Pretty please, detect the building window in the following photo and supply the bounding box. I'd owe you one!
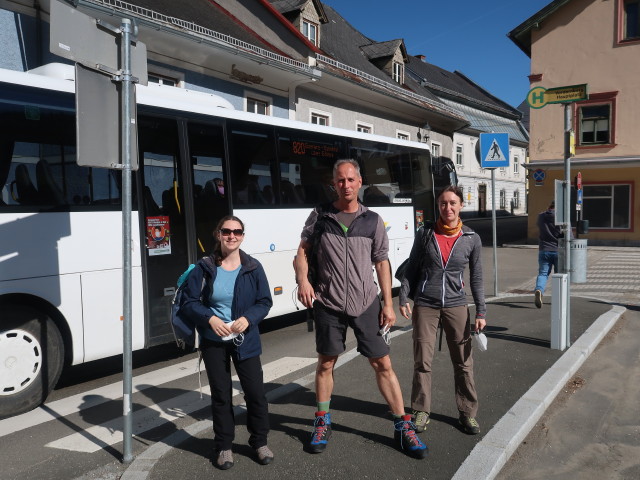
[396,130,410,141]
[499,189,507,209]
[583,184,631,229]
[431,143,440,160]
[622,0,640,41]
[513,156,519,174]
[431,142,441,172]
[580,105,610,144]
[513,190,520,208]
[576,92,617,147]
[499,167,506,174]
[148,74,178,86]
[392,61,404,84]
[357,122,372,134]
[302,20,318,45]
[311,111,330,126]
[247,97,269,115]
[456,144,463,166]
[148,66,184,87]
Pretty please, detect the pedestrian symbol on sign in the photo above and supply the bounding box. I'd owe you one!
[488,140,505,161]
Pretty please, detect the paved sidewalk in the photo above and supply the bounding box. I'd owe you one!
[497,308,640,480]
[119,298,620,480]
[118,247,638,479]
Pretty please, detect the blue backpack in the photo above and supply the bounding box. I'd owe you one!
[170,257,214,350]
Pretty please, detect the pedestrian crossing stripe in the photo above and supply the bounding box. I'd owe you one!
[43,356,316,452]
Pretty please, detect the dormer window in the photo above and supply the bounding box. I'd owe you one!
[303,20,318,45]
[271,0,327,48]
[392,61,404,84]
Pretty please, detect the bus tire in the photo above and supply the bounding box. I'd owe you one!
[0,305,65,419]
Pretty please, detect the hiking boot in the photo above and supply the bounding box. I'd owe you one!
[459,415,481,435]
[412,410,430,433]
[394,414,428,459]
[215,449,234,470]
[255,445,274,465]
[309,411,332,453]
[534,289,543,308]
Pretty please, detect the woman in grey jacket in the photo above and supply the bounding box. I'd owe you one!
[399,186,486,436]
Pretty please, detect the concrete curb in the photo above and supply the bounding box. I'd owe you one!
[451,303,626,480]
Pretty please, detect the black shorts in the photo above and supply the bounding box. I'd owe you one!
[313,299,390,358]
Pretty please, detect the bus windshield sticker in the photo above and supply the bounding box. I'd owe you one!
[147,216,172,256]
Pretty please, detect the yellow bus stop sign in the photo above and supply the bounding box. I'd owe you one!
[527,86,547,109]
[527,84,588,109]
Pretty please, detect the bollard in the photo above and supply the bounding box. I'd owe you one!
[558,239,588,283]
[551,273,568,351]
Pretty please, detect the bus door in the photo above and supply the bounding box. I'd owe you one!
[137,115,191,345]
[186,121,229,256]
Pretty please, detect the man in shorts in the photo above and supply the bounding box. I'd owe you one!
[294,159,427,459]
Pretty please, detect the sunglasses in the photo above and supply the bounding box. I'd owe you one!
[220,228,244,236]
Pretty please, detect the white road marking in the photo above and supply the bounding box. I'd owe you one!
[44,356,316,452]
[0,358,201,437]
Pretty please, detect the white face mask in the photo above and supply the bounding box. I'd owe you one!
[217,186,225,195]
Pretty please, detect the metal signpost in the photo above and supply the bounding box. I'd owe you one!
[527,83,588,349]
[575,171,583,237]
[50,0,147,463]
[479,133,510,296]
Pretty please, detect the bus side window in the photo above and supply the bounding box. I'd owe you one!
[10,163,39,205]
[36,159,65,205]
[227,123,275,208]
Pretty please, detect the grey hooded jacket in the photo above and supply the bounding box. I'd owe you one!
[301,203,388,317]
[399,225,486,318]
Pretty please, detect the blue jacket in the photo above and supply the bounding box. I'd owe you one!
[181,250,272,360]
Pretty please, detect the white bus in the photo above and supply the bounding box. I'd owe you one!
[0,63,455,418]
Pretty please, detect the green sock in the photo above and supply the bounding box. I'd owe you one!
[317,400,330,412]
[392,413,403,420]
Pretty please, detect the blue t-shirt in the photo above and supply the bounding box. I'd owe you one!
[204,265,240,341]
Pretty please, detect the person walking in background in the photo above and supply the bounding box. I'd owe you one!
[398,186,486,436]
[182,215,273,470]
[294,159,427,459]
[534,201,562,308]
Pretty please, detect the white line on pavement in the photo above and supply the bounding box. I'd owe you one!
[44,356,316,452]
[0,358,201,438]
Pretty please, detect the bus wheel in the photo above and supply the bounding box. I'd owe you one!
[0,305,65,419]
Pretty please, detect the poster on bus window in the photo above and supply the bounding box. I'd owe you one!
[415,210,424,230]
[146,216,171,256]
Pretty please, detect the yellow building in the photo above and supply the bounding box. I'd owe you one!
[509,0,640,245]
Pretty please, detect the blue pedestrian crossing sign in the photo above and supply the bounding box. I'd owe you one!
[480,133,509,168]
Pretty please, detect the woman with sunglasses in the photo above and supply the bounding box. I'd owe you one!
[182,215,273,470]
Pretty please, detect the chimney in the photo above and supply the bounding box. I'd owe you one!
[416,55,426,62]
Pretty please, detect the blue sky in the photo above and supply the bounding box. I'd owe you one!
[322,0,552,108]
